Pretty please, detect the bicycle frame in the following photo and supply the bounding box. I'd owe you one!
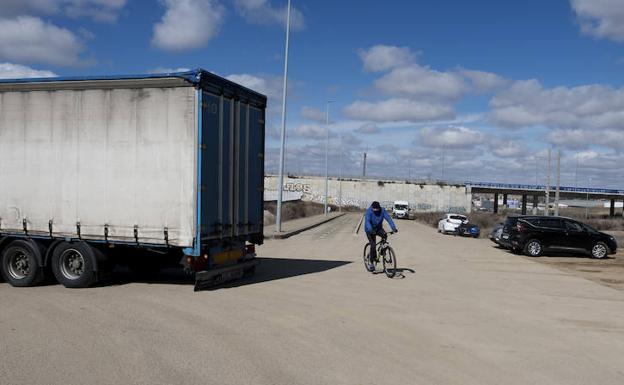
[372,237,390,262]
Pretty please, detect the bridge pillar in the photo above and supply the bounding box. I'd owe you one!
[610,199,615,217]
[533,195,539,215]
[521,195,527,215]
[493,193,499,213]
[503,194,508,208]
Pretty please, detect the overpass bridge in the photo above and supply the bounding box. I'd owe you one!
[467,182,624,216]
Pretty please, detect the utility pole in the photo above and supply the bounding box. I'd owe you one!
[441,145,446,181]
[575,153,579,189]
[535,155,539,186]
[362,152,367,178]
[555,149,561,216]
[586,177,591,219]
[338,135,343,212]
[275,0,292,232]
[545,148,551,216]
[324,101,332,216]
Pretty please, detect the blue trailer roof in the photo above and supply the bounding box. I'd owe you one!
[0,68,267,106]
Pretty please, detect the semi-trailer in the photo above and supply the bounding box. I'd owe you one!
[0,69,266,290]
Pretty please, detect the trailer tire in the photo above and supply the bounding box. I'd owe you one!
[51,242,97,288]
[0,240,45,287]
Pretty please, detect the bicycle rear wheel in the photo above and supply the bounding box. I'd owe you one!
[382,246,397,278]
[363,243,374,272]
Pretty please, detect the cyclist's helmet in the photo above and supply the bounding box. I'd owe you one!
[371,201,381,213]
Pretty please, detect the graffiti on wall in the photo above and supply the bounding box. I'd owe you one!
[283,183,312,194]
[416,203,432,210]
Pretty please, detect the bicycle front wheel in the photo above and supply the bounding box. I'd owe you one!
[363,243,374,272]
[382,246,397,278]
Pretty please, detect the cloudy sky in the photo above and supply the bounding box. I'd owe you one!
[1,0,624,188]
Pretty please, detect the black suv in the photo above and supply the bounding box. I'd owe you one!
[503,216,617,258]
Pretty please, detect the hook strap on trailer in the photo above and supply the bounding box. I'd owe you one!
[134,225,139,245]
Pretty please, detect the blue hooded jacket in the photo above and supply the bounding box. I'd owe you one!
[365,206,397,234]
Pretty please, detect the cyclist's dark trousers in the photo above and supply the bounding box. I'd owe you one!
[366,227,387,262]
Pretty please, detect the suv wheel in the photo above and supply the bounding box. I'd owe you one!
[524,239,543,257]
[591,242,609,259]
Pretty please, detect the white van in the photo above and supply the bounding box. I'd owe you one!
[392,201,411,219]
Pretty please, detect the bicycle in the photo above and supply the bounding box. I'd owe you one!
[363,231,397,278]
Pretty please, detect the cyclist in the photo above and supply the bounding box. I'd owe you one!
[365,201,398,268]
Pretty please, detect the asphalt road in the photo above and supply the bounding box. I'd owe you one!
[1,213,624,385]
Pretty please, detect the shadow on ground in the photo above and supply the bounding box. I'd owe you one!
[107,257,351,289]
[499,247,615,260]
[372,267,415,279]
[208,257,351,290]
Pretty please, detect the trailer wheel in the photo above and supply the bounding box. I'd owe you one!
[0,240,45,287]
[51,242,97,288]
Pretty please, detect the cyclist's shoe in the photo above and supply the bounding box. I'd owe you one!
[367,257,376,272]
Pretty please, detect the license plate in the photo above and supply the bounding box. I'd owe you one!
[502,234,509,239]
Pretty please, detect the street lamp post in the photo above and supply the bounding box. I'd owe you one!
[339,134,343,212]
[324,101,332,216]
[275,0,292,232]
[586,177,592,219]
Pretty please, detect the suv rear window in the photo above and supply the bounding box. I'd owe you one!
[504,217,519,227]
[450,215,466,220]
[524,218,540,225]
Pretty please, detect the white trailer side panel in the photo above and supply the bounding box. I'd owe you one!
[0,85,197,247]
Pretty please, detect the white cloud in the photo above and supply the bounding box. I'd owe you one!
[148,67,191,74]
[234,0,304,30]
[64,0,127,22]
[293,124,327,139]
[0,0,127,23]
[225,73,283,100]
[152,0,225,52]
[547,128,624,150]
[0,16,85,66]
[0,63,56,79]
[344,99,454,123]
[490,79,624,131]
[358,45,416,72]
[571,0,624,42]
[355,123,380,134]
[461,69,509,92]
[375,64,466,101]
[300,106,326,122]
[489,139,528,158]
[418,126,486,149]
[351,45,511,127]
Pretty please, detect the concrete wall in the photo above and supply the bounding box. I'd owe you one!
[265,175,472,213]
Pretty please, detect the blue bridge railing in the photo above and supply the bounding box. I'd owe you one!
[466,181,624,196]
